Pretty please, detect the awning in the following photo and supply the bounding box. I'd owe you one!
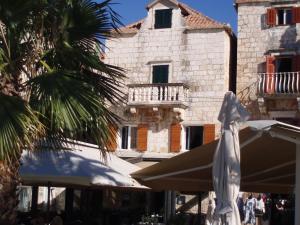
[132,120,300,194]
[20,141,147,190]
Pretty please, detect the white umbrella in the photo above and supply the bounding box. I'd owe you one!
[213,92,249,225]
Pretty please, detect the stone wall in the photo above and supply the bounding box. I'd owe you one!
[105,2,232,153]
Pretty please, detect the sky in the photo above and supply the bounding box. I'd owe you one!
[110,0,237,33]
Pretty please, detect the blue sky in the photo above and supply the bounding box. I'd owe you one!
[110,0,237,33]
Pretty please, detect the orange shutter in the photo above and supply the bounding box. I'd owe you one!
[293,55,300,72]
[203,124,215,144]
[292,7,300,24]
[137,124,148,152]
[266,55,276,94]
[266,8,277,26]
[170,123,181,153]
[106,125,118,152]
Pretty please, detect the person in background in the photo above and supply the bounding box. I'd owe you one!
[237,192,245,222]
[255,194,265,225]
[244,194,257,225]
[205,195,216,225]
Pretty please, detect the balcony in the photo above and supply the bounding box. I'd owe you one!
[258,72,300,96]
[128,83,189,108]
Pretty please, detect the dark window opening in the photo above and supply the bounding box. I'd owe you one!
[121,126,129,149]
[155,9,172,29]
[186,126,203,150]
[277,8,292,25]
[152,65,169,84]
[130,127,137,149]
[275,57,293,93]
[121,126,137,150]
[276,57,292,73]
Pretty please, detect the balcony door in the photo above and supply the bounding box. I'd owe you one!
[152,65,169,101]
[266,56,299,94]
[152,65,169,84]
[276,57,292,73]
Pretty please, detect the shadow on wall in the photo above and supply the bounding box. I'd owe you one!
[237,81,263,120]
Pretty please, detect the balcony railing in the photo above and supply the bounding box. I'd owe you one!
[258,72,300,95]
[128,83,189,107]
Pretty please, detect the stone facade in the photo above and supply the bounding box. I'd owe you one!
[236,0,300,121]
[105,0,236,158]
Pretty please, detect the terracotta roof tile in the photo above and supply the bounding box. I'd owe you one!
[178,2,229,30]
[115,1,232,35]
[117,20,144,34]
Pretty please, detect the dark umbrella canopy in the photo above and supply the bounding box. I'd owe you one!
[132,121,298,194]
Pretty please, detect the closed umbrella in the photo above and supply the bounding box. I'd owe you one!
[213,92,249,225]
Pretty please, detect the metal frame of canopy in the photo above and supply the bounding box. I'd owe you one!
[131,120,300,225]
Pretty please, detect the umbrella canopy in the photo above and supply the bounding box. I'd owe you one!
[132,120,300,194]
[20,141,146,190]
[212,92,249,225]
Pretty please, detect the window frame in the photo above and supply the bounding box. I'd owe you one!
[150,62,172,84]
[183,125,204,151]
[277,8,293,26]
[154,8,173,29]
[152,64,169,84]
[120,125,138,150]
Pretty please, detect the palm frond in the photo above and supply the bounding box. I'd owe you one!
[0,93,43,162]
[27,70,120,154]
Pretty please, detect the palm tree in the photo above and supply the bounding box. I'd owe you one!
[0,0,125,224]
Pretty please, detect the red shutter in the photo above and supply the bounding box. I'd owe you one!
[170,123,181,153]
[293,55,300,72]
[107,125,118,152]
[292,7,300,24]
[203,124,215,145]
[266,55,276,94]
[266,8,277,26]
[137,124,148,152]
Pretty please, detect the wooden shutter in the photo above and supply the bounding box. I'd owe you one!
[170,123,181,153]
[292,7,300,24]
[137,124,148,152]
[203,124,215,145]
[266,8,277,26]
[293,55,300,72]
[107,125,117,152]
[266,55,276,94]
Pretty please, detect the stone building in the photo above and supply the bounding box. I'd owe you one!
[105,0,236,164]
[236,0,300,124]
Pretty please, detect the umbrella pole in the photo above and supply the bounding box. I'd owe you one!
[31,186,38,213]
[295,144,300,225]
[197,192,202,225]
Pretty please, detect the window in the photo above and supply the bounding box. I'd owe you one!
[185,126,203,150]
[152,65,169,84]
[267,7,300,26]
[121,126,137,150]
[276,57,293,73]
[277,9,292,25]
[154,9,172,29]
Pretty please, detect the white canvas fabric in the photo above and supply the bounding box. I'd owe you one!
[213,92,249,225]
[20,141,145,189]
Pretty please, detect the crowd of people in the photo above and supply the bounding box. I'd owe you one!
[205,192,294,225]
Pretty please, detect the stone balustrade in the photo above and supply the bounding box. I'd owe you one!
[128,83,189,108]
